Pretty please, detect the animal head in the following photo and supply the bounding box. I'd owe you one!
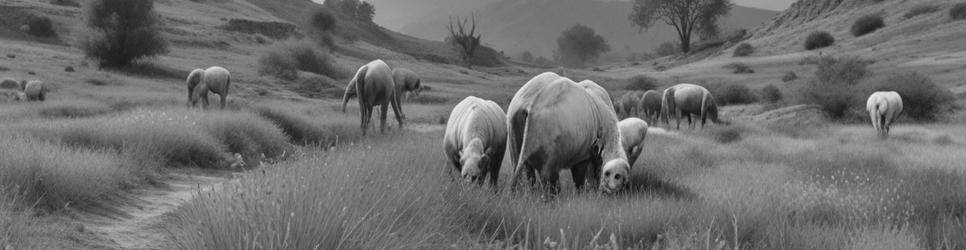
[342,66,365,113]
[411,79,422,96]
[187,69,204,86]
[459,139,489,183]
[600,159,631,193]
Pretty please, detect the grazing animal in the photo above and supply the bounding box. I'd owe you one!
[866,91,903,138]
[576,80,615,112]
[187,66,232,109]
[618,118,649,166]
[507,72,629,194]
[0,78,20,90]
[639,90,662,124]
[23,80,46,101]
[443,96,507,187]
[392,68,422,99]
[342,60,403,135]
[661,83,724,129]
[618,91,642,118]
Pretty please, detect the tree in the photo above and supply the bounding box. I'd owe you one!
[310,8,337,32]
[555,24,610,68]
[447,15,481,68]
[81,0,168,67]
[629,0,731,54]
[340,0,360,13]
[520,51,533,62]
[356,2,375,23]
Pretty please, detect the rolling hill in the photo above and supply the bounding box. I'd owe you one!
[399,0,778,58]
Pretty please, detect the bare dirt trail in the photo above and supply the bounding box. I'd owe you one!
[75,172,231,250]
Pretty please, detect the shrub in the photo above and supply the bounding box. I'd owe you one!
[724,62,754,74]
[50,0,80,7]
[733,43,754,57]
[26,16,56,37]
[653,42,679,57]
[801,57,870,119]
[258,40,342,80]
[626,75,660,91]
[310,8,337,32]
[712,83,758,105]
[197,111,292,161]
[951,3,966,20]
[761,85,783,103]
[804,31,834,50]
[782,71,798,82]
[851,14,885,37]
[257,48,298,80]
[904,4,939,19]
[816,56,870,86]
[80,0,168,67]
[866,72,959,121]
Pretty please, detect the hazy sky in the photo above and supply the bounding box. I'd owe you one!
[732,0,796,11]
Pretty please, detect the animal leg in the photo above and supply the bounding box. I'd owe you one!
[379,103,389,133]
[570,161,589,191]
[538,167,560,196]
[390,94,405,128]
[201,91,210,109]
[220,93,227,109]
[488,150,505,190]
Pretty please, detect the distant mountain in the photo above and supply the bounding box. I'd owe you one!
[365,0,501,31]
[398,0,778,58]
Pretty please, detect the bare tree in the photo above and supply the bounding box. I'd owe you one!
[448,15,481,68]
[629,0,731,54]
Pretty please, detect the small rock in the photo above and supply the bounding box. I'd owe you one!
[64,66,75,72]
[27,71,35,75]
[74,224,85,232]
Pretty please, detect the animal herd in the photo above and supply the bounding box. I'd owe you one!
[0,78,46,102]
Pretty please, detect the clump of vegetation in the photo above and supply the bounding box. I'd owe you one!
[653,42,679,57]
[520,51,534,63]
[310,8,337,32]
[625,75,660,91]
[257,40,341,80]
[760,84,783,103]
[448,15,482,68]
[801,56,870,119]
[866,72,959,121]
[253,105,361,146]
[556,24,610,68]
[951,3,966,20]
[851,14,885,37]
[724,62,754,74]
[904,4,939,19]
[198,111,292,161]
[804,31,835,50]
[50,0,80,7]
[26,15,56,37]
[630,0,731,53]
[80,0,168,67]
[782,71,798,82]
[711,83,758,105]
[733,43,754,57]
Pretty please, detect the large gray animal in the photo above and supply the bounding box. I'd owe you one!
[618,91,642,118]
[866,91,903,138]
[443,96,507,187]
[618,117,649,167]
[392,68,422,99]
[23,80,46,101]
[639,90,662,124]
[577,80,615,112]
[661,83,724,129]
[342,60,403,135]
[187,66,232,109]
[507,72,630,194]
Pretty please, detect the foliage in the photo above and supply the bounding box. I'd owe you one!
[710,83,757,105]
[626,75,661,91]
[80,0,168,67]
[310,8,337,32]
[653,42,679,57]
[851,14,885,37]
[782,71,798,82]
[904,4,939,19]
[253,105,361,146]
[804,31,835,50]
[801,57,870,119]
[866,72,959,121]
[733,43,754,57]
[555,24,611,68]
[760,85,782,103]
[448,15,482,68]
[26,15,56,38]
[629,0,731,53]
[815,56,870,86]
[257,40,341,80]
[520,51,533,63]
[355,2,375,23]
[951,3,966,20]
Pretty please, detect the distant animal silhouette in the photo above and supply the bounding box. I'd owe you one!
[187,66,231,109]
[23,80,46,101]
[639,90,662,124]
[661,83,725,129]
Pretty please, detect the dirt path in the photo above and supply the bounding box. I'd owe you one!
[75,172,230,250]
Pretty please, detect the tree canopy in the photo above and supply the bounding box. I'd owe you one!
[629,0,731,53]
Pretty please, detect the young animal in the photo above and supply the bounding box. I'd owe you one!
[23,80,46,101]
[866,91,903,138]
[639,90,662,124]
[443,96,507,187]
[618,118,649,167]
[187,66,232,109]
[342,60,403,135]
[661,83,724,129]
[392,68,422,99]
[507,72,629,194]
[618,91,641,118]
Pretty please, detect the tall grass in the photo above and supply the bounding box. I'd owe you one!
[0,99,113,122]
[252,105,361,146]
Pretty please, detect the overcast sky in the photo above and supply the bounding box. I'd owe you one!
[732,0,796,11]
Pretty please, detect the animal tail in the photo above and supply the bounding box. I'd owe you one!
[661,88,675,124]
[343,66,367,113]
[508,107,532,191]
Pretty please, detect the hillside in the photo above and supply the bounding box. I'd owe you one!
[400,0,777,58]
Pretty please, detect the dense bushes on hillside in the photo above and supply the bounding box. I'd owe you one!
[801,56,870,119]
[80,0,168,67]
[50,0,80,7]
[625,75,660,91]
[257,40,342,80]
[851,14,885,37]
[904,4,939,19]
[804,31,834,50]
[733,43,754,57]
[25,15,56,38]
[724,62,754,74]
[952,3,966,20]
[782,71,798,82]
[867,72,959,121]
[710,83,757,105]
[760,85,783,103]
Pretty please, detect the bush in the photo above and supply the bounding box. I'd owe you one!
[80,0,168,67]
[782,71,798,82]
[257,48,298,80]
[653,42,679,57]
[760,85,783,103]
[197,111,292,161]
[712,83,758,105]
[866,72,959,121]
[851,14,885,37]
[258,40,341,80]
[904,4,939,19]
[26,16,57,37]
[816,56,870,86]
[724,62,754,74]
[310,8,337,32]
[951,3,966,20]
[804,31,835,50]
[733,43,754,57]
[50,0,80,7]
[625,75,660,91]
[801,57,871,119]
